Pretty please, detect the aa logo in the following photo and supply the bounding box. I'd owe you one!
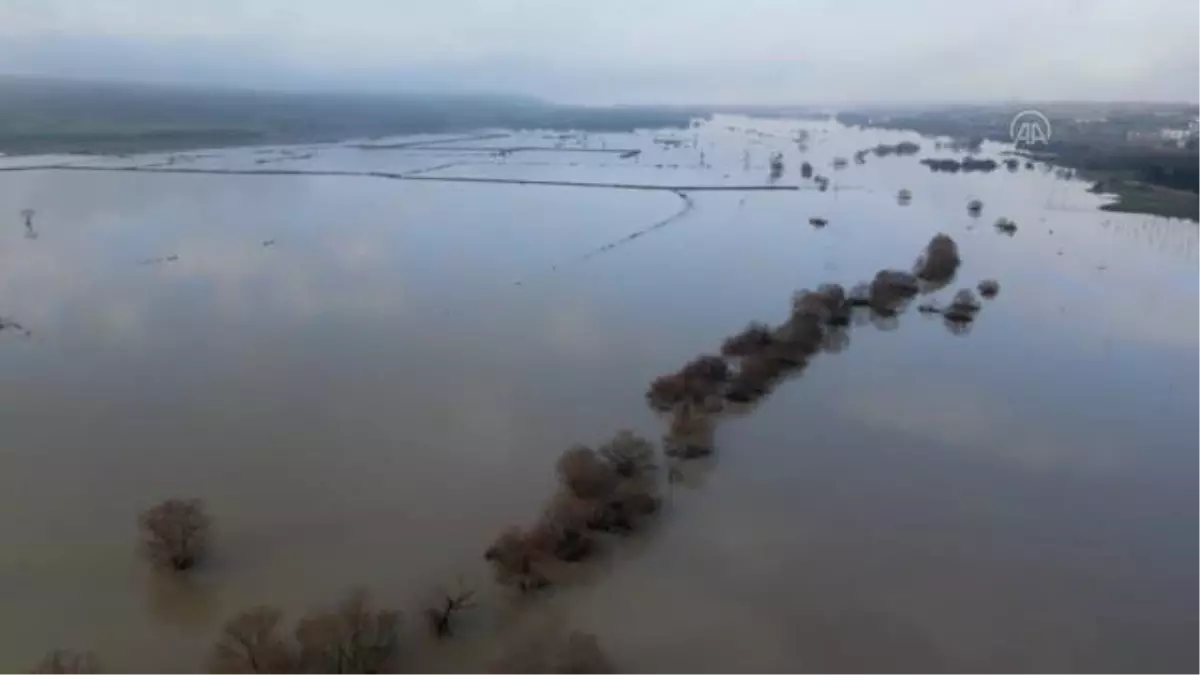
[1010,110,1052,147]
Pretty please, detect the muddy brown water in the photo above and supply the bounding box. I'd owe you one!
[1,117,1196,672]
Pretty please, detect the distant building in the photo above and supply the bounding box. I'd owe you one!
[1159,121,1199,147]
[1126,121,1199,148]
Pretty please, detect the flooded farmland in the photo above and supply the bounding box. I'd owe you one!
[1,116,1196,672]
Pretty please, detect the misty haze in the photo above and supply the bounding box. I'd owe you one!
[1,1,1197,673]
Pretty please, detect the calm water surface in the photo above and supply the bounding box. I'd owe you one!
[0,117,1195,672]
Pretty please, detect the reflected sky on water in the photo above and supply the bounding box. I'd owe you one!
[1,117,1195,672]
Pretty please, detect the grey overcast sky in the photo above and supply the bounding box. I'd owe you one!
[1,0,1197,104]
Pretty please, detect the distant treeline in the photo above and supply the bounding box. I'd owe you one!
[0,76,701,155]
[1046,142,1198,193]
[836,108,1199,195]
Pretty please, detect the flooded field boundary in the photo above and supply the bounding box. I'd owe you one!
[359,145,642,155]
[0,165,801,192]
[347,132,513,149]
[575,191,696,263]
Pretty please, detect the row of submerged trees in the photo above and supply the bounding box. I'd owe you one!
[644,230,999,461]
[38,581,606,674]
[30,182,1002,673]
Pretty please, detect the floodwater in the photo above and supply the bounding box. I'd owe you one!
[0,116,1196,672]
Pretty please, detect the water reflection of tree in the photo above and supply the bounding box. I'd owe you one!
[943,316,973,336]
[144,571,219,629]
[821,326,851,354]
[21,208,37,239]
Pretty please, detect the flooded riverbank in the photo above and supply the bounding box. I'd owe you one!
[1,116,1195,672]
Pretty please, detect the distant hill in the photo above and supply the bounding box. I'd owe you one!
[0,76,699,155]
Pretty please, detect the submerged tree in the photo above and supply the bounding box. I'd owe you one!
[993,218,1018,235]
[724,353,784,404]
[942,289,982,324]
[484,526,554,592]
[557,446,620,501]
[721,322,775,358]
[646,355,730,411]
[294,589,401,674]
[556,436,659,533]
[211,591,401,674]
[792,284,846,325]
[768,152,784,180]
[596,431,656,479]
[138,498,211,571]
[486,431,662,591]
[913,234,960,283]
[868,269,920,314]
[423,579,478,639]
[664,405,715,458]
[211,606,296,673]
[535,491,599,561]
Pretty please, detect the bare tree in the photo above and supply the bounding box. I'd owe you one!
[792,285,846,326]
[30,650,102,674]
[211,606,296,673]
[679,355,730,383]
[138,498,211,570]
[484,526,553,592]
[724,354,782,404]
[556,446,619,500]
[487,431,664,588]
[869,269,920,314]
[598,477,660,532]
[664,405,715,458]
[423,578,477,638]
[556,436,659,534]
[721,322,774,358]
[646,354,730,411]
[294,589,401,674]
[535,491,599,560]
[775,308,824,355]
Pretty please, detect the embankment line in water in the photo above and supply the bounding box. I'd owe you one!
[0,164,803,192]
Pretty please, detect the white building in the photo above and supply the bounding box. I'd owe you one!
[1156,119,1198,147]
